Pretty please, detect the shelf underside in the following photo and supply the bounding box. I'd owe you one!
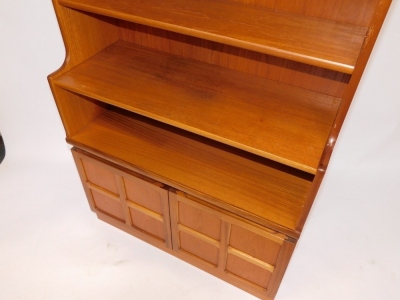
[69,108,313,232]
[58,0,367,74]
[55,41,341,174]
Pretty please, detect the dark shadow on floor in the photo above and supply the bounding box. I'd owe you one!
[0,133,5,164]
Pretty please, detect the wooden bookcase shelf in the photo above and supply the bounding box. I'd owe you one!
[58,0,368,73]
[54,41,340,174]
[68,105,313,233]
[48,0,391,299]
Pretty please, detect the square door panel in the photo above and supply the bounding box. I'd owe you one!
[229,224,281,266]
[169,190,295,299]
[226,253,272,288]
[129,208,166,241]
[123,175,170,245]
[179,231,219,266]
[124,176,164,214]
[91,189,125,221]
[72,148,172,249]
[178,201,221,240]
[81,158,119,194]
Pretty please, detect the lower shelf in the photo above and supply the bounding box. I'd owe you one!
[69,105,314,234]
[71,148,296,300]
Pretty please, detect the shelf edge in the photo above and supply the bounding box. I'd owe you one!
[58,0,358,74]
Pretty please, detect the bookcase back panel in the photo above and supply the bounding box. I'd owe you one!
[226,0,379,26]
[119,22,350,98]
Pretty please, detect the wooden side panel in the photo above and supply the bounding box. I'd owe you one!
[295,0,393,232]
[71,148,172,249]
[120,22,349,98]
[48,2,119,137]
[50,87,107,137]
[50,1,119,75]
[169,191,295,299]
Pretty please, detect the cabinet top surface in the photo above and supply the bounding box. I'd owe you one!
[58,0,368,73]
[69,108,313,234]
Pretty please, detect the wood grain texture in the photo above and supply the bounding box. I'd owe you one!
[68,107,313,232]
[179,231,220,266]
[295,0,393,232]
[86,182,119,201]
[49,1,119,75]
[178,201,222,240]
[91,190,125,221]
[179,191,289,240]
[178,224,221,248]
[129,209,166,241]
[55,41,341,174]
[169,191,294,299]
[227,247,275,273]
[115,175,133,227]
[227,0,380,26]
[127,202,164,223]
[58,0,368,73]
[124,176,164,214]
[226,253,272,288]
[71,155,97,213]
[49,87,107,137]
[72,148,172,248]
[264,239,296,299]
[230,225,281,266]
[120,23,350,98]
[82,158,119,194]
[122,169,170,244]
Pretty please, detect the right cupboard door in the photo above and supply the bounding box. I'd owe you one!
[169,190,296,300]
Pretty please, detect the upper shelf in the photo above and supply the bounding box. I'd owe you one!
[54,41,340,174]
[58,0,368,74]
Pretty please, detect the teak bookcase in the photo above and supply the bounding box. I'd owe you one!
[48,1,392,299]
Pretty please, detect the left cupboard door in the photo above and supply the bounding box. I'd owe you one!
[71,148,172,250]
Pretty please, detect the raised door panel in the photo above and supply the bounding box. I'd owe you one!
[123,175,171,247]
[225,224,282,290]
[90,189,125,222]
[170,193,224,267]
[169,190,296,299]
[71,148,172,249]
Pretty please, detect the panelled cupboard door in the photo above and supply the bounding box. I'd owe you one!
[71,148,172,249]
[169,191,296,300]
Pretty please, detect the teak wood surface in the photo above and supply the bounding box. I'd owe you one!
[68,107,313,234]
[72,148,296,299]
[55,41,341,174]
[48,0,393,298]
[58,0,368,73]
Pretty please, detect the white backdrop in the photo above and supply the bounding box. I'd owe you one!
[1,1,399,299]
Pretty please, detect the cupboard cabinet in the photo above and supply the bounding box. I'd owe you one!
[49,0,392,298]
